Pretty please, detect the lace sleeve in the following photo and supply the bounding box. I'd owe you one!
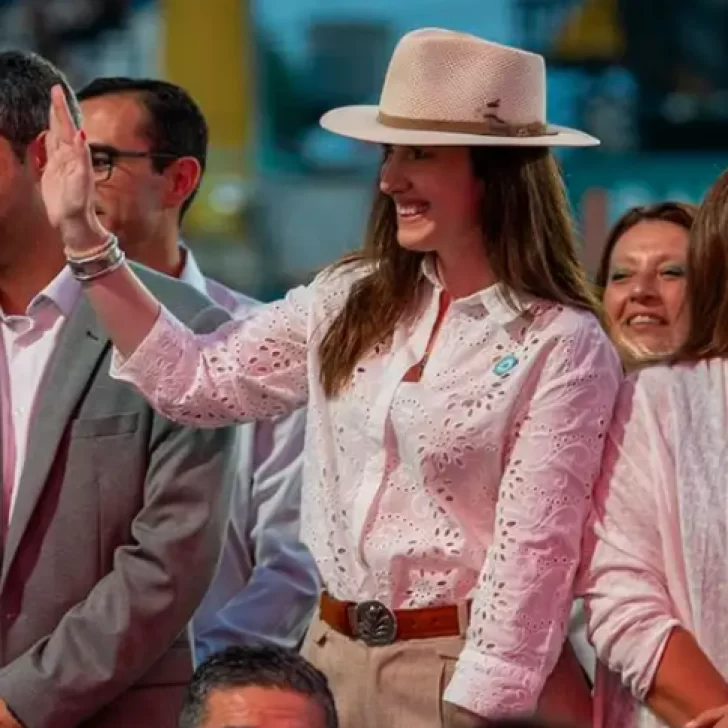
[111,283,312,426]
[444,317,622,717]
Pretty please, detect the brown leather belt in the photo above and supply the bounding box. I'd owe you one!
[319,591,471,646]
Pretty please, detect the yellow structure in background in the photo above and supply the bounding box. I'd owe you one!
[160,0,253,238]
[554,0,625,61]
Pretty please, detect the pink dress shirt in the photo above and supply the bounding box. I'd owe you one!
[112,260,621,716]
[580,360,728,728]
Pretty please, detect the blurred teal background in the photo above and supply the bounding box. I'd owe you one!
[2,0,727,299]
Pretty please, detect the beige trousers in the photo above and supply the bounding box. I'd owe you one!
[301,615,593,728]
[301,614,483,728]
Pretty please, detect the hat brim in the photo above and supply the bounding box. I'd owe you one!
[320,105,599,148]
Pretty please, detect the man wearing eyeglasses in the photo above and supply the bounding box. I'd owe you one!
[76,77,319,664]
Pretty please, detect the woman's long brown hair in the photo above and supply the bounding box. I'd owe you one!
[318,146,601,397]
[677,169,728,360]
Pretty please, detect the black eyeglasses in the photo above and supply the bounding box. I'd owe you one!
[89,144,179,181]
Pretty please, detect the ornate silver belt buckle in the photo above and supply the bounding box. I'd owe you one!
[353,600,398,646]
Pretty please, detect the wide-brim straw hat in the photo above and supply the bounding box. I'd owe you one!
[320,28,598,148]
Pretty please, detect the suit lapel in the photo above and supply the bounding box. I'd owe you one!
[2,297,109,580]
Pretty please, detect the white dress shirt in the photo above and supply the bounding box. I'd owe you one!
[113,258,621,716]
[0,268,81,526]
[180,250,319,663]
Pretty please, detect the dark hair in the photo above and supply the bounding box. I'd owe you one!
[77,77,208,220]
[678,170,728,360]
[0,50,80,158]
[318,146,600,397]
[178,645,338,728]
[594,201,696,293]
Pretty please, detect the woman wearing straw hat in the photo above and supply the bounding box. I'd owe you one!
[42,28,621,728]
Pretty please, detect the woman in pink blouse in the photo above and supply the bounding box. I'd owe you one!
[42,29,621,728]
[580,170,728,728]
[565,202,696,689]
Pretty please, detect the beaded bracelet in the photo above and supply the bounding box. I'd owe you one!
[63,232,116,262]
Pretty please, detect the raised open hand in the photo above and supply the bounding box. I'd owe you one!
[41,85,107,252]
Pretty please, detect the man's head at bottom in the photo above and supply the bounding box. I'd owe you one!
[179,645,337,728]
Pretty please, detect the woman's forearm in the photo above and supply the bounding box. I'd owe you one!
[84,262,162,359]
[647,627,728,728]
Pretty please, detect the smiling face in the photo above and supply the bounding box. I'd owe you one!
[603,219,690,357]
[378,145,484,254]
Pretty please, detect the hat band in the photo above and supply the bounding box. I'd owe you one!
[377,111,555,138]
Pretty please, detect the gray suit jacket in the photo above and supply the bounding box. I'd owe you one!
[0,265,238,728]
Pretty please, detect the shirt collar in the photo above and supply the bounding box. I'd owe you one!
[31,265,82,318]
[420,256,537,326]
[177,243,207,295]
